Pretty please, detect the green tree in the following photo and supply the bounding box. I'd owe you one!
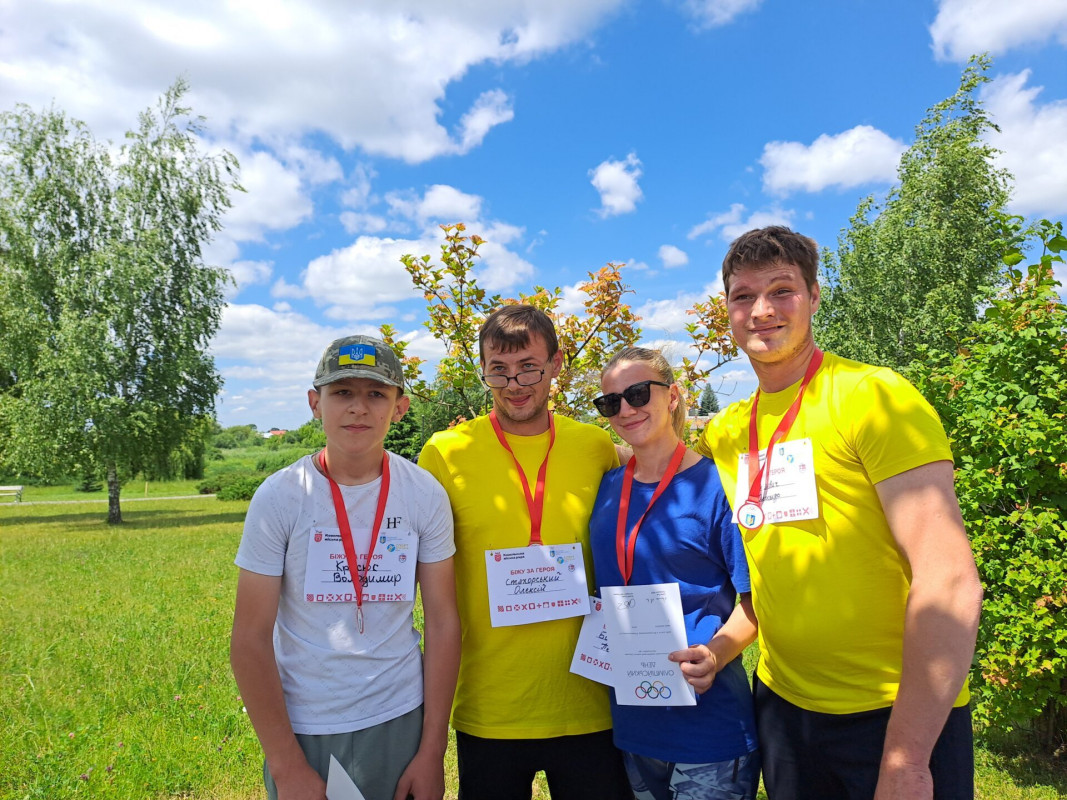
[698,384,720,415]
[0,79,239,523]
[214,424,264,450]
[383,403,420,462]
[909,219,1067,750]
[282,419,327,449]
[816,55,1012,370]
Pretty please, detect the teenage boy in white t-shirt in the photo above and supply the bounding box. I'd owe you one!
[230,335,460,800]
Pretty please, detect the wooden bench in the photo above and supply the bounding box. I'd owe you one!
[0,485,24,503]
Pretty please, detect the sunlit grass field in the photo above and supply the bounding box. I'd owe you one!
[1,492,1064,799]
[7,478,205,503]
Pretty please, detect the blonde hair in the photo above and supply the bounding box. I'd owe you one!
[601,347,687,439]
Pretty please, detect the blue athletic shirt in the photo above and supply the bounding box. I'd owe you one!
[589,456,759,763]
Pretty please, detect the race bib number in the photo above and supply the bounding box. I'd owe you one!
[303,525,417,602]
[485,543,589,627]
[570,596,613,685]
[733,437,819,526]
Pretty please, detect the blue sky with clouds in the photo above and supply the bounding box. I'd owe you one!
[4,0,1066,429]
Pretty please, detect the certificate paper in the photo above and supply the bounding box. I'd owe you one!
[732,437,819,526]
[326,754,367,800]
[485,544,589,627]
[601,583,696,707]
[569,596,613,685]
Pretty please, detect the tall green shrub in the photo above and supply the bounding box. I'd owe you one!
[910,220,1067,750]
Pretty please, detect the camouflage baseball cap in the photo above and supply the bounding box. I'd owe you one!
[313,335,404,389]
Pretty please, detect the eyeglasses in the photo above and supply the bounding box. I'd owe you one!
[593,380,671,417]
[480,368,546,389]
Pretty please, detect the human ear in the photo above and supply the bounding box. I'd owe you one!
[393,393,411,421]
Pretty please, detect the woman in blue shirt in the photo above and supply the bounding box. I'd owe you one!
[589,346,760,800]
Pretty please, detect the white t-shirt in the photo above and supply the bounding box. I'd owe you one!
[235,452,455,735]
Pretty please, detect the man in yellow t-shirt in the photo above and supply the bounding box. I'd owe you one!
[697,226,983,800]
[418,305,631,800]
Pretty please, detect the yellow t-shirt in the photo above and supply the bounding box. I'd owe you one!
[697,352,969,714]
[419,414,618,738]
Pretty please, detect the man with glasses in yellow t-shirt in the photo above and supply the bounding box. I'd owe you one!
[419,305,632,800]
[697,226,983,800]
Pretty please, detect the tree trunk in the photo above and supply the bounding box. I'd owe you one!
[107,462,122,525]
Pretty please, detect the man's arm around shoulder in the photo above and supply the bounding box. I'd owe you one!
[873,460,983,800]
[230,569,326,800]
[393,558,461,800]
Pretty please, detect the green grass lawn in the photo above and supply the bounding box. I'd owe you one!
[1,494,1064,799]
[3,478,204,504]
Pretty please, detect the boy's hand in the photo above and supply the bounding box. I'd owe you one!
[272,759,327,800]
[392,748,445,800]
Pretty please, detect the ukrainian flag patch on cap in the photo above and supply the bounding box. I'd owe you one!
[338,343,376,366]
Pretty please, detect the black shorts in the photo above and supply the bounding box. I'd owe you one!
[456,729,633,800]
[754,675,974,800]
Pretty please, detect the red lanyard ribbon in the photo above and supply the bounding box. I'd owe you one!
[489,409,555,546]
[318,449,391,633]
[616,441,687,585]
[741,349,823,530]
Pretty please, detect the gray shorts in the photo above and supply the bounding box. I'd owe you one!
[264,706,423,800]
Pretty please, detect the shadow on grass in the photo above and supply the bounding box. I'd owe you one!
[0,507,248,530]
[977,729,1067,792]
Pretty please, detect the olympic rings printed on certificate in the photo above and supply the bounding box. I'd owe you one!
[634,680,672,700]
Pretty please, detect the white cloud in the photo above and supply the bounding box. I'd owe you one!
[636,282,722,335]
[982,70,1067,217]
[414,185,484,225]
[222,148,314,242]
[760,126,905,196]
[681,0,763,29]
[0,1,625,164]
[339,211,389,234]
[590,152,644,217]
[290,187,535,312]
[279,144,343,185]
[301,236,429,318]
[658,244,689,268]
[930,0,1067,61]
[228,260,274,291]
[688,203,795,242]
[477,241,537,292]
[341,163,377,209]
[476,222,535,292]
[214,303,342,366]
[555,282,589,316]
[457,89,515,153]
[271,277,308,300]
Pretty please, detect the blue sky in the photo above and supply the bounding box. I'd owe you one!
[4,0,1066,430]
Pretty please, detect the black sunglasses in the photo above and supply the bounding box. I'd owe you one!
[593,380,671,417]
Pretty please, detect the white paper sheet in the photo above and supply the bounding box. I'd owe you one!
[569,595,614,685]
[601,583,696,706]
[326,754,367,800]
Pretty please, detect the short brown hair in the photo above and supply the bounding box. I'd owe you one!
[722,226,819,295]
[479,305,559,362]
